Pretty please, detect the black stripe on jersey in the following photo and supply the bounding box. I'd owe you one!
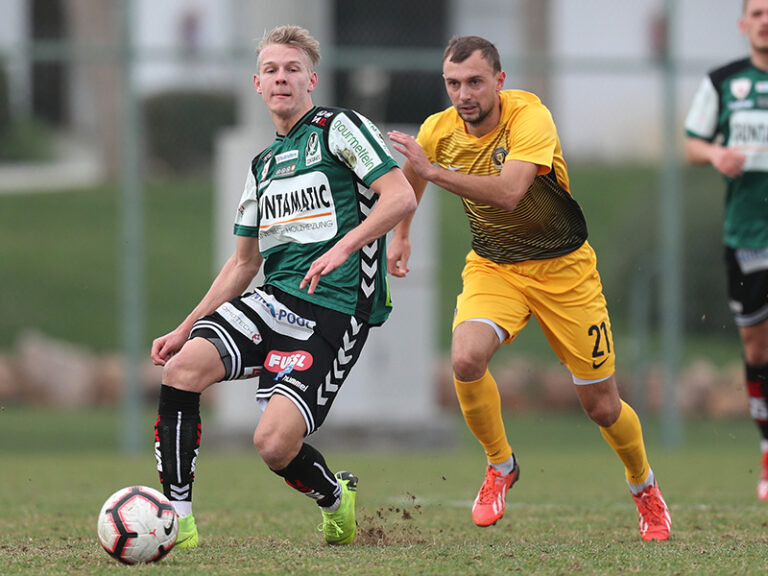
[354,180,380,321]
[709,57,752,123]
[709,57,752,95]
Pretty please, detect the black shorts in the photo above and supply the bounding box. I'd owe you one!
[189,285,370,434]
[725,246,768,327]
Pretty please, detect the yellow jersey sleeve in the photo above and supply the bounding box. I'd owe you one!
[504,99,557,176]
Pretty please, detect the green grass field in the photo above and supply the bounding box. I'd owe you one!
[2,407,768,575]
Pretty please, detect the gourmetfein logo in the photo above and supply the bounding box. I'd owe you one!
[266,350,314,372]
[329,114,381,177]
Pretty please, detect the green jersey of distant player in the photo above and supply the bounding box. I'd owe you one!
[685,58,768,249]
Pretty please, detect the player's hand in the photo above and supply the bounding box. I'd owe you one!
[151,329,188,366]
[388,131,434,180]
[300,242,353,295]
[712,147,746,178]
[387,234,411,277]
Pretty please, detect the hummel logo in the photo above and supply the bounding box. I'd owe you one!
[592,358,608,369]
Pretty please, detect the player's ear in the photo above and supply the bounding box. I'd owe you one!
[254,74,262,94]
[307,71,318,93]
[496,70,506,91]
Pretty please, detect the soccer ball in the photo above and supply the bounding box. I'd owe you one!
[97,485,178,564]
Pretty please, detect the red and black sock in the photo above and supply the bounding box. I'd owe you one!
[746,364,768,443]
[154,384,201,504]
[272,443,340,508]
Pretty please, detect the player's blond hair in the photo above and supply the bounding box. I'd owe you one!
[257,25,321,71]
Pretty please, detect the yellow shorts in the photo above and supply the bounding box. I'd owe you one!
[453,242,615,383]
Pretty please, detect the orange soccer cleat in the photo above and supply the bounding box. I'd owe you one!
[757,452,768,501]
[632,479,671,541]
[471,464,520,527]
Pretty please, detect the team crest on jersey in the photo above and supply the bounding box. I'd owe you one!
[731,78,752,100]
[306,131,322,166]
[260,150,274,182]
[492,147,508,170]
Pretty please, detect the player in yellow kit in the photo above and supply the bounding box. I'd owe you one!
[388,35,671,541]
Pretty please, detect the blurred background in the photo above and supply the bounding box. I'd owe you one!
[0,0,752,451]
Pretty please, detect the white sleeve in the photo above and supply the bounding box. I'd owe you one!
[328,111,389,182]
[234,167,259,229]
[685,76,719,140]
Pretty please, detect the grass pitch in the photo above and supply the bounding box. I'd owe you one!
[2,407,768,575]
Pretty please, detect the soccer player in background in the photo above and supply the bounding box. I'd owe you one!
[684,0,768,500]
[387,35,671,541]
[150,25,416,547]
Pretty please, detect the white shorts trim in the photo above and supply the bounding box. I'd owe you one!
[572,373,614,385]
[465,318,507,344]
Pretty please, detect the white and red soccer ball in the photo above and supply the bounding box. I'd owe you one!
[97,485,178,564]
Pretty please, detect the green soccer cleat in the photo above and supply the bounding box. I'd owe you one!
[319,471,358,545]
[174,514,199,549]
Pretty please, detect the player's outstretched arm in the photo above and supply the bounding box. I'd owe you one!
[388,129,537,211]
[300,167,416,294]
[151,235,263,365]
[388,159,427,278]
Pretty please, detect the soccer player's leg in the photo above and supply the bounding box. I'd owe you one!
[535,242,670,541]
[577,380,671,541]
[155,337,225,549]
[452,322,519,527]
[255,396,357,544]
[452,254,529,527]
[727,248,768,499]
[741,322,768,500]
[256,308,370,544]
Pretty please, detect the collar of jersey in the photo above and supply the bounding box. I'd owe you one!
[276,106,318,140]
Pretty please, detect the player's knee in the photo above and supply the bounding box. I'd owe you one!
[584,399,620,428]
[744,344,768,366]
[162,354,206,393]
[452,350,488,382]
[253,429,294,470]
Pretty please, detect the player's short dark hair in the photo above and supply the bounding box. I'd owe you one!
[443,36,501,73]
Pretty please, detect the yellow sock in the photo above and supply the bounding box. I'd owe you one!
[599,400,650,485]
[454,370,512,464]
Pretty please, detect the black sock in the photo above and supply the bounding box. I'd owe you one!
[154,384,201,503]
[272,443,340,507]
[747,364,768,442]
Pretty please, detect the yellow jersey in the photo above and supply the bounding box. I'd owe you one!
[416,89,587,263]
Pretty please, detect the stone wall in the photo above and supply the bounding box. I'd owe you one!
[0,330,750,420]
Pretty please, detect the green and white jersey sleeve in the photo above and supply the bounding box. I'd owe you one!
[685,76,720,141]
